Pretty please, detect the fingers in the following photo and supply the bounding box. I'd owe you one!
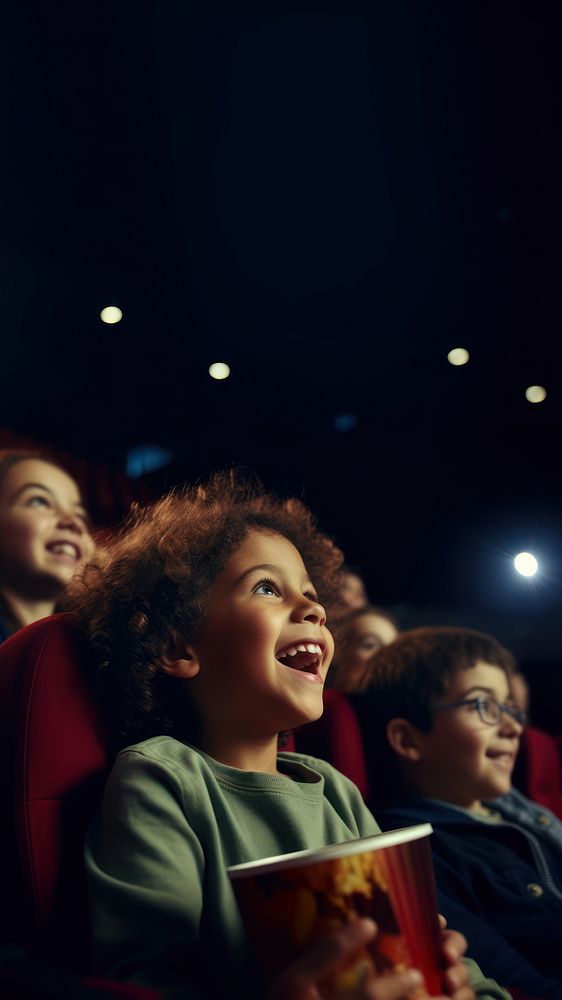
[268,919,377,1000]
[300,918,378,978]
[443,959,470,994]
[438,913,447,930]
[268,917,472,1000]
[438,925,475,1000]
[440,927,468,965]
[442,958,470,996]
[361,969,423,1000]
[438,928,472,1000]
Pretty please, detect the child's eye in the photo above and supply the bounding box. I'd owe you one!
[27,495,51,509]
[359,637,382,653]
[253,578,279,597]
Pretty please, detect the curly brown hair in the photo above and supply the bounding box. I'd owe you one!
[66,470,343,747]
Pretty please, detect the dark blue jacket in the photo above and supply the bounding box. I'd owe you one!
[379,795,562,1000]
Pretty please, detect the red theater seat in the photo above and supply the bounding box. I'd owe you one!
[293,688,369,799]
[512,726,562,821]
[0,614,159,997]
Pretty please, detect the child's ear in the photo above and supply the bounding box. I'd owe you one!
[386,718,423,762]
[158,645,200,680]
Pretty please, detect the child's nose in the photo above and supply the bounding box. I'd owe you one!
[500,711,523,736]
[57,509,85,535]
[295,596,327,628]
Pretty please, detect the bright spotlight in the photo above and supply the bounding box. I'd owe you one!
[514,552,538,577]
[447,347,469,367]
[100,305,123,325]
[209,362,230,381]
[525,385,547,404]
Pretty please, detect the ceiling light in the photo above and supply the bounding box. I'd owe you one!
[513,552,538,578]
[209,362,230,380]
[100,305,123,325]
[525,385,546,404]
[447,347,469,366]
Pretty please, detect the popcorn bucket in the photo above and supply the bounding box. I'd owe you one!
[228,824,443,998]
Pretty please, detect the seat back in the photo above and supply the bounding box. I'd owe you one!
[294,689,369,798]
[512,726,562,821]
[0,614,109,971]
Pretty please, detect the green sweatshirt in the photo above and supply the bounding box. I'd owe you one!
[85,737,510,1000]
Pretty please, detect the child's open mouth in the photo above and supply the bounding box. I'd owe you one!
[46,540,82,562]
[275,642,324,681]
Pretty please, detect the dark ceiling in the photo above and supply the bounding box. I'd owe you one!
[1,3,561,657]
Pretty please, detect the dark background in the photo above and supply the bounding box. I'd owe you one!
[1,4,560,724]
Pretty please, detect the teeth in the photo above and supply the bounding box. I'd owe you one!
[50,543,77,558]
[277,643,322,660]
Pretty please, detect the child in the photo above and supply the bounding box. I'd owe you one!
[362,626,562,1000]
[0,450,95,641]
[329,605,400,693]
[68,475,504,1000]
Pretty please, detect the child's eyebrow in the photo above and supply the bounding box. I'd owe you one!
[11,482,56,502]
[457,685,505,699]
[234,563,314,591]
[11,482,88,515]
[234,563,281,587]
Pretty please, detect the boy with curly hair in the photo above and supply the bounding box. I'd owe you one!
[68,475,504,1000]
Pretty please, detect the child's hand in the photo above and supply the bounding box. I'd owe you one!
[266,914,478,1000]
[437,914,476,1000]
[267,918,425,1000]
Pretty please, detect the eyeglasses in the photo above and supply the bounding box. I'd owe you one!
[433,695,527,728]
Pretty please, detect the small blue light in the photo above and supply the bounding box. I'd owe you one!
[334,413,358,433]
[126,444,172,478]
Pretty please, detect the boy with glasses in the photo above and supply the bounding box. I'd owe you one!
[358,626,562,999]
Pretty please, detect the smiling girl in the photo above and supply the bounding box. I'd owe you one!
[67,472,504,1000]
[0,450,95,640]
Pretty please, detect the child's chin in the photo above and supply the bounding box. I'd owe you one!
[484,776,512,800]
[284,703,324,731]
